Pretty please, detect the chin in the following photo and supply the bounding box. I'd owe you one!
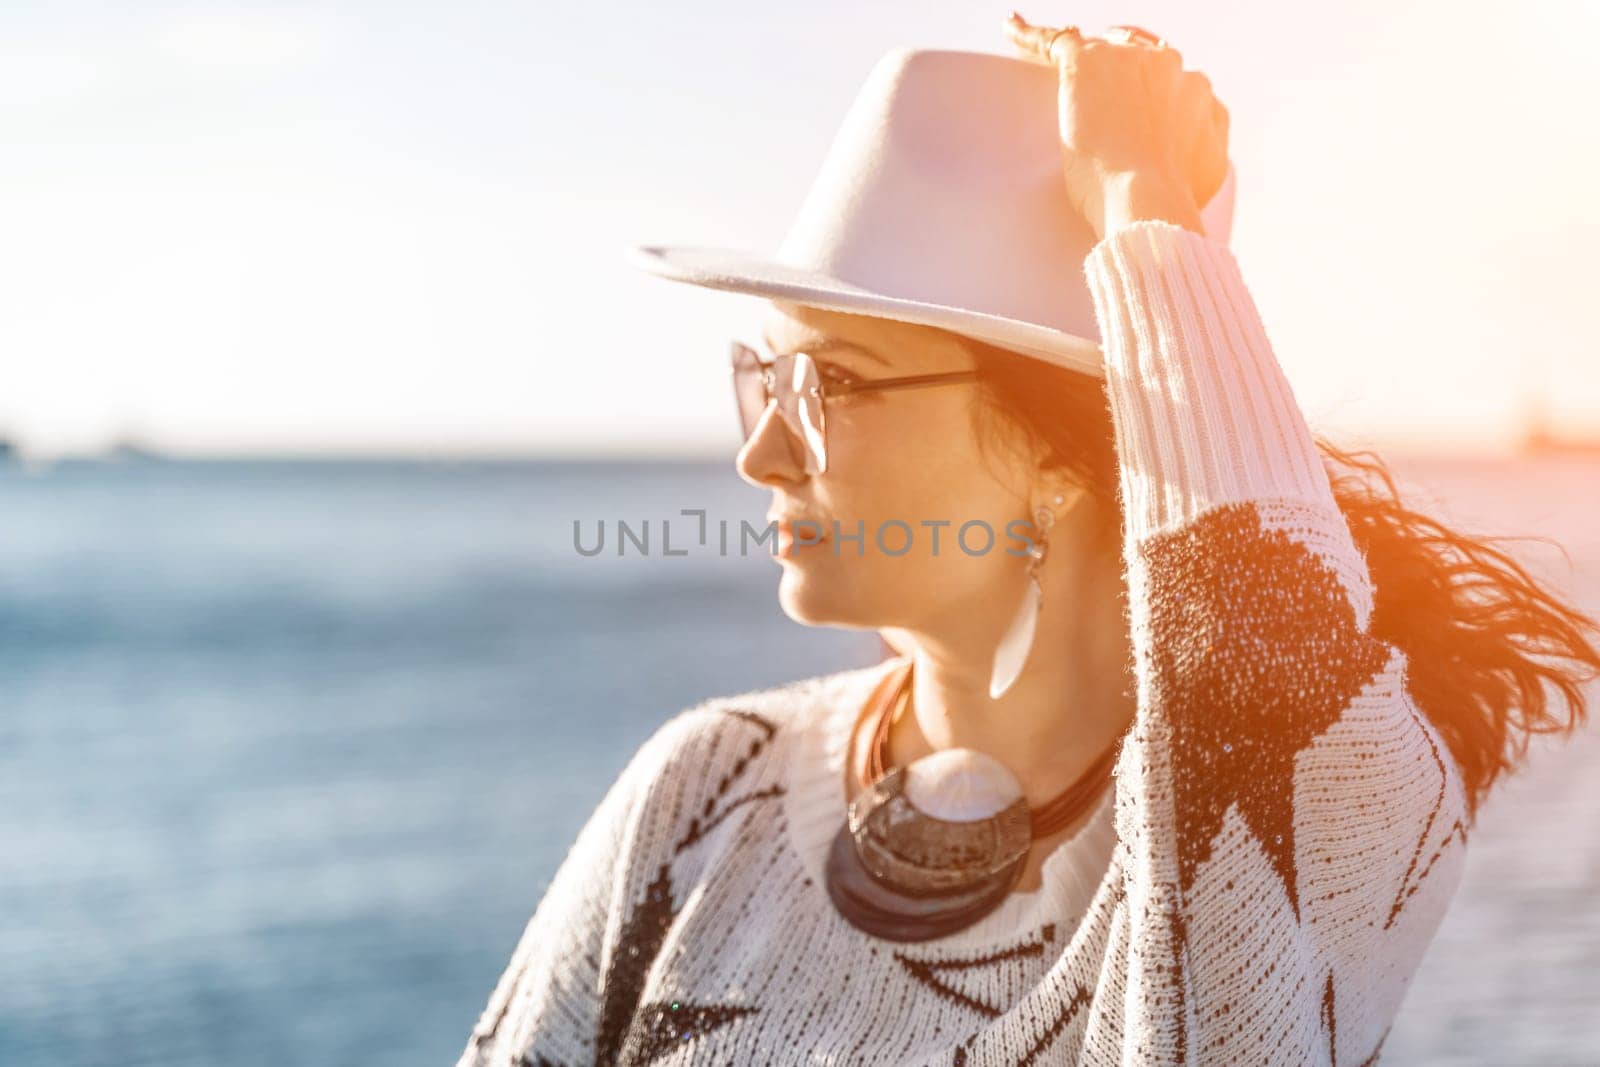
[775,568,843,627]
[774,557,896,630]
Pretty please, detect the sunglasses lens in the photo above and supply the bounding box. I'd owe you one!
[774,352,827,475]
[729,342,767,441]
[728,342,828,474]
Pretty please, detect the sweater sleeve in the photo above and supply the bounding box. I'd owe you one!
[455,723,669,1067]
[1083,220,1469,1065]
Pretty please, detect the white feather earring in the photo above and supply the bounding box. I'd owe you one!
[988,501,1056,700]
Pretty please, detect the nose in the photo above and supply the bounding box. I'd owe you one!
[735,399,809,489]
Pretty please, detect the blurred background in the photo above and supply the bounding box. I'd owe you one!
[2,1,1596,1064]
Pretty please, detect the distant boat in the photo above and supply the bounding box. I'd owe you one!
[103,438,165,463]
[1518,401,1600,457]
[0,438,14,463]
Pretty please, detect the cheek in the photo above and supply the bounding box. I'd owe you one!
[830,392,1005,496]
[821,394,1024,567]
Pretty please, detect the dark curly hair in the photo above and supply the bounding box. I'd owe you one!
[959,332,1600,819]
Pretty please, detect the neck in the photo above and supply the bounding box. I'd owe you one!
[890,542,1134,804]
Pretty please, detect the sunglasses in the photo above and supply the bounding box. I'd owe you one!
[730,341,980,475]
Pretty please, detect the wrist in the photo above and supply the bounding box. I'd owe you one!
[1094,170,1205,241]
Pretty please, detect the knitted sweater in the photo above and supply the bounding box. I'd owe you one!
[457,220,1470,1066]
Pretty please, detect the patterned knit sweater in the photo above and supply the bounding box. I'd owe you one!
[456,220,1470,1066]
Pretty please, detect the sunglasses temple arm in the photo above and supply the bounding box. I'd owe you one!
[839,371,981,396]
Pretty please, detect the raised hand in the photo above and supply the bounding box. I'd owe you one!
[1005,12,1229,240]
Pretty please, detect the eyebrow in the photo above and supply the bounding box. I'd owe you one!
[760,331,890,367]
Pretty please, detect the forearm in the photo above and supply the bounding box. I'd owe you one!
[1082,213,1469,1063]
[1093,168,1205,240]
[1085,219,1338,536]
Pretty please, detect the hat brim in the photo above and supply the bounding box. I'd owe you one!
[626,244,1106,379]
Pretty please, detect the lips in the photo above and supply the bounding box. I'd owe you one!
[774,517,830,552]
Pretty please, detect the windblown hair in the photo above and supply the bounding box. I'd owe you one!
[959,334,1600,819]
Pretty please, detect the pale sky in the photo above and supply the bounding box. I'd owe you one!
[2,0,1597,458]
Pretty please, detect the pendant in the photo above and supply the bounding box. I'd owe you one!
[824,750,1033,942]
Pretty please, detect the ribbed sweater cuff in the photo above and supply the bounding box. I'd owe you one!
[1082,220,1336,539]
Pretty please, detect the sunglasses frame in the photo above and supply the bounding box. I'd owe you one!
[730,341,980,474]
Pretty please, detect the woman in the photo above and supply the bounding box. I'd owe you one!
[459,16,1598,1066]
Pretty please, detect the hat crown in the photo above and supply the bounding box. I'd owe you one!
[626,46,1235,376]
[776,47,1234,348]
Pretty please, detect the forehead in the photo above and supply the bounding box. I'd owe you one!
[760,301,971,373]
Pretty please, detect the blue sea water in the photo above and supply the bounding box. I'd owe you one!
[0,456,1595,1066]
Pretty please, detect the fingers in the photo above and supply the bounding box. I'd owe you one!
[1186,70,1230,138]
[1006,11,1231,153]
[1174,71,1230,205]
[1152,43,1185,72]
[1006,13,1191,71]
[1179,69,1229,144]
[1179,70,1213,122]
[1005,11,1081,66]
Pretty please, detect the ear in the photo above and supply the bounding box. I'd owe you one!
[1030,472,1091,521]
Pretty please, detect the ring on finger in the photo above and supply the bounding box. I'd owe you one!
[1104,24,1169,48]
[1043,24,1081,54]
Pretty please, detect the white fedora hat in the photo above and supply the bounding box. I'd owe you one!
[627,46,1236,378]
